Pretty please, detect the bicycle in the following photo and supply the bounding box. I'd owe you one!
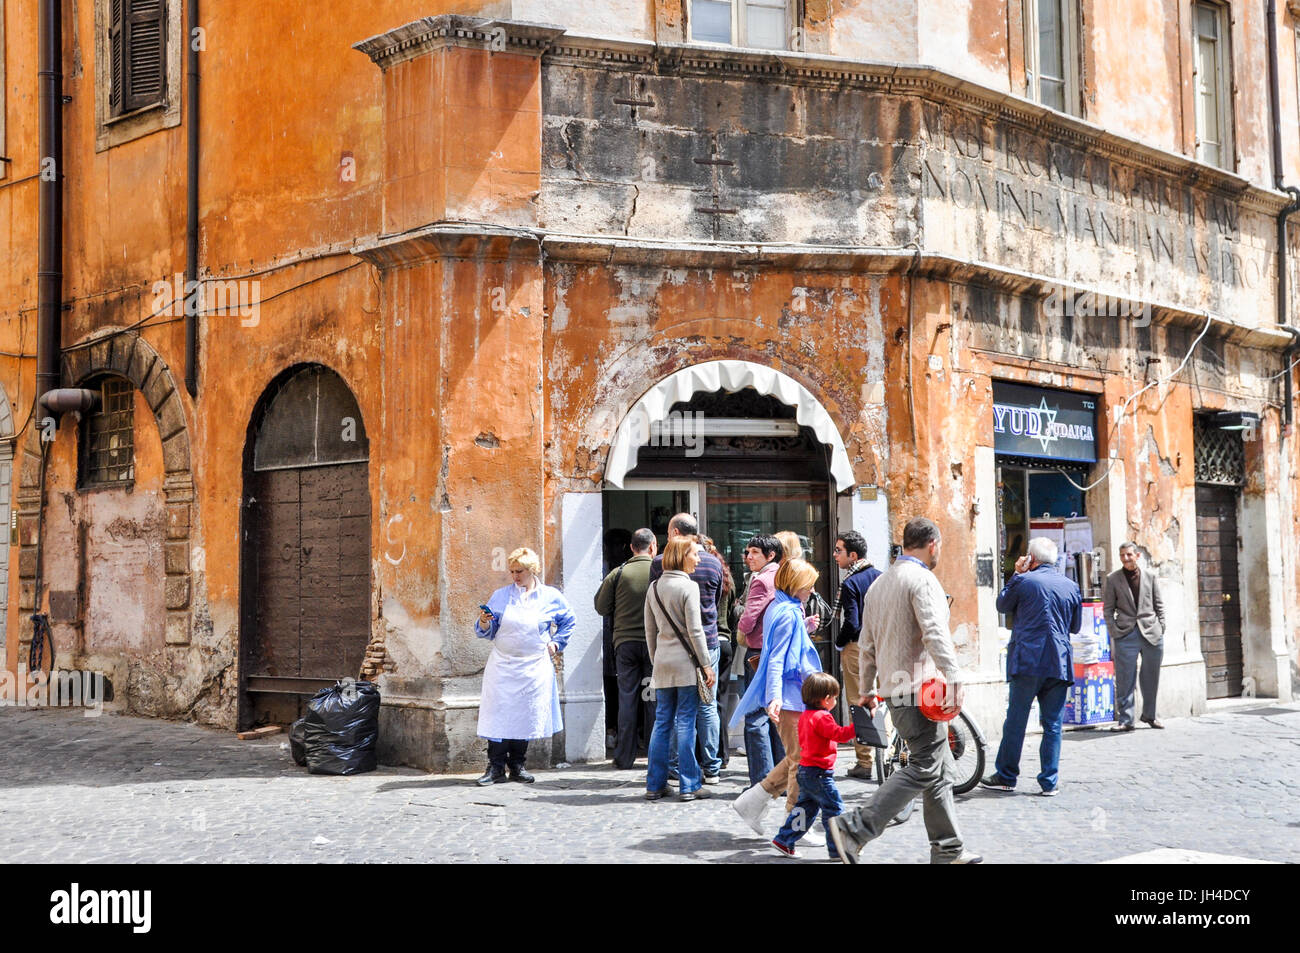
[872,702,988,824]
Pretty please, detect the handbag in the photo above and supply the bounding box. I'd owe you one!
[650,581,714,705]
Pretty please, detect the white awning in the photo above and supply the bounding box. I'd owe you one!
[603,360,858,492]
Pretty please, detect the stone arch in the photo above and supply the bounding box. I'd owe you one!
[603,359,861,491]
[13,329,195,648]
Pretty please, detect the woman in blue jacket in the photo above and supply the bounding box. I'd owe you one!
[730,558,823,835]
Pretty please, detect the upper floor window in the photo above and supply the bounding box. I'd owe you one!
[80,377,135,488]
[1193,1,1234,170]
[689,0,793,51]
[95,0,180,151]
[1023,0,1080,115]
[108,0,168,117]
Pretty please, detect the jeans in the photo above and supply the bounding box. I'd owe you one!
[838,703,964,863]
[613,641,655,769]
[670,645,723,777]
[775,766,846,858]
[742,647,786,787]
[647,686,702,794]
[1112,632,1163,726]
[992,674,1071,791]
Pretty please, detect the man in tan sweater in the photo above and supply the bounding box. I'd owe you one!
[827,517,982,865]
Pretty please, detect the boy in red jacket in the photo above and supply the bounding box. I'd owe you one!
[772,672,857,859]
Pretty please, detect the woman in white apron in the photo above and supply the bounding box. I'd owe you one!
[474,547,576,785]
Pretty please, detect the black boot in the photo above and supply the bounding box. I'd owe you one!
[476,767,506,786]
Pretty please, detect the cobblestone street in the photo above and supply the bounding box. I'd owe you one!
[2,702,1297,864]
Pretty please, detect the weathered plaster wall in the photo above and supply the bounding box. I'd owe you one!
[540,59,921,245]
[919,0,1010,93]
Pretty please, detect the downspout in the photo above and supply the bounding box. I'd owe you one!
[185,0,200,397]
[1267,0,1300,430]
[33,0,63,671]
[36,0,62,405]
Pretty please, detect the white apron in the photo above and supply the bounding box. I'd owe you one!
[476,592,563,740]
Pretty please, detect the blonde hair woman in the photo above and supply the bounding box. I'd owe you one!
[730,558,824,835]
[643,537,716,801]
[775,530,803,562]
[474,547,575,785]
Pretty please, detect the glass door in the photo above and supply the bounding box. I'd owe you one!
[603,480,701,566]
[704,481,834,660]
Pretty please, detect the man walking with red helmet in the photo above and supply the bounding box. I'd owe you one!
[826,517,982,865]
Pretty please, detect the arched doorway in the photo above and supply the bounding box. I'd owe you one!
[597,360,878,748]
[239,364,371,729]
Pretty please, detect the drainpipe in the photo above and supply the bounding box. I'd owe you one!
[1267,0,1300,430]
[36,0,62,406]
[184,0,200,397]
[32,0,63,670]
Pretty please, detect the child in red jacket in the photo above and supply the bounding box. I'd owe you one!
[772,672,857,859]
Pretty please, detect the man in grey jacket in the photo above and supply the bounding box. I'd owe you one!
[1102,542,1166,731]
[826,517,981,865]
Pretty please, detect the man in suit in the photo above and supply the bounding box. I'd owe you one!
[1102,542,1166,731]
[980,536,1082,796]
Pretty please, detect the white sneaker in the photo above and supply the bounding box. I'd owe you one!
[941,849,984,864]
[702,774,720,785]
[732,784,775,836]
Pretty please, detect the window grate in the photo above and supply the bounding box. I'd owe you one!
[1194,414,1244,485]
[84,378,135,486]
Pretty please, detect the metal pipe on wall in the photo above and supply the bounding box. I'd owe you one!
[1267,0,1300,429]
[185,0,200,397]
[36,0,62,407]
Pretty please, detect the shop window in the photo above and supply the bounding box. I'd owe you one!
[1023,0,1081,115]
[688,0,794,51]
[1192,1,1234,170]
[80,377,136,488]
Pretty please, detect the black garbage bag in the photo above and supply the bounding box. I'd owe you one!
[302,679,380,776]
[289,717,308,766]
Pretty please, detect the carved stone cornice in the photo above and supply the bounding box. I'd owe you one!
[354,15,566,70]
[352,222,541,268]
[544,34,1289,214]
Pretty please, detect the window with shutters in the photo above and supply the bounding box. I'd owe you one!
[80,377,136,489]
[687,0,796,51]
[1023,0,1081,116]
[1192,1,1234,170]
[94,0,181,151]
[109,0,168,117]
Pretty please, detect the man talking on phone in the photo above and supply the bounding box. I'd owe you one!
[826,517,981,865]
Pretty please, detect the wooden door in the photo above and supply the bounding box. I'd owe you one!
[240,365,371,727]
[1195,484,1242,698]
[245,463,370,688]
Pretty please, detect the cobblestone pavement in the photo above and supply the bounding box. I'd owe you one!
[2,702,1298,863]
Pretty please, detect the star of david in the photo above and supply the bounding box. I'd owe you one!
[1031,397,1059,454]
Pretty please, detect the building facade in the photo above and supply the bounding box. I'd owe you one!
[2,0,1298,769]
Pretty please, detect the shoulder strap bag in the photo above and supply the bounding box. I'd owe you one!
[650,580,713,705]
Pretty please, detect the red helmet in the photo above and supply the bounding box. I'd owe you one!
[918,678,959,722]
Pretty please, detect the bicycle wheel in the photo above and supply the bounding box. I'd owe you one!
[947,712,986,795]
[884,734,914,825]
